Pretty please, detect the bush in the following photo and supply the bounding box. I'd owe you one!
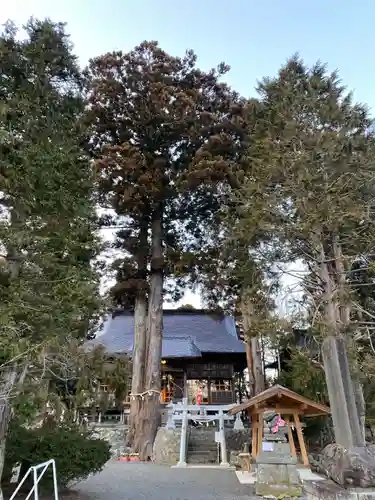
[4,419,111,490]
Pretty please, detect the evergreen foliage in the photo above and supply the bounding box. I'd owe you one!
[2,13,375,465]
[84,41,248,454]
[0,18,104,492]
[3,419,110,490]
[226,57,375,440]
[0,18,101,359]
[84,41,248,306]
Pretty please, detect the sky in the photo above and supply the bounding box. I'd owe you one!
[2,0,374,309]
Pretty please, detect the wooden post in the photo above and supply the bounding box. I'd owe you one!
[251,411,258,460]
[257,411,263,457]
[285,418,297,459]
[231,378,235,404]
[293,412,309,466]
[183,371,188,399]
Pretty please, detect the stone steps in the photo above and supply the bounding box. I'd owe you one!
[189,429,216,436]
[187,450,219,464]
[188,446,218,454]
[188,438,217,448]
[188,441,218,448]
[188,440,217,450]
[187,428,219,464]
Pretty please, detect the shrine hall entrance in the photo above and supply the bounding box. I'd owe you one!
[160,376,235,405]
[160,357,243,405]
[187,379,234,405]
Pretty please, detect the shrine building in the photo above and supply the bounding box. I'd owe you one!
[87,309,247,405]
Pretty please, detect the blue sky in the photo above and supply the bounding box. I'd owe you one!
[2,0,374,111]
[2,1,373,308]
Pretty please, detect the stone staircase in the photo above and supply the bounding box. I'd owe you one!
[187,427,219,464]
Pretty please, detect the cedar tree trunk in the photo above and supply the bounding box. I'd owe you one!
[250,337,264,395]
[127,224,148,452]
[353,378,366,443]
[0,239,28,496]
[244,341,255,398]
[127,290,147,452]
[332,236,366,444]
[139,207,163,460]
[241,294,264,397]
[319,238,364,448]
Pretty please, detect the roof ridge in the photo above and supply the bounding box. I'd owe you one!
[112,308,229,318]
[163,335,194,340]
[228,384,330,417]
[87,311,246,356]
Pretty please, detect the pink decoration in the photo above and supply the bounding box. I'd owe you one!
[271,415,285,433]
[196,390,203,405]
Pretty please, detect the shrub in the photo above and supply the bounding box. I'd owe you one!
[4,419,110,490]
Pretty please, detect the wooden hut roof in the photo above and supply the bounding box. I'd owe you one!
[228,384,330,417]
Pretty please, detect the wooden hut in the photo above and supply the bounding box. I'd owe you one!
[228,384,330,467]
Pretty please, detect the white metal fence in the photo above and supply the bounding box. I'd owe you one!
[9,459,58,500]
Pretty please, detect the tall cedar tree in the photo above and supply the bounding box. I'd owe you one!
[192,221,275,396]
[235,57,375,447]
[0,19,101,491]
[85,41,248,458]
[186,98,278,396]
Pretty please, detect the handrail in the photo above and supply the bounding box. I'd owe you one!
[9,459,58,500]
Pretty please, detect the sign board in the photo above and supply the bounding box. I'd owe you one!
[215,431,221,443]
[262,442,274,452]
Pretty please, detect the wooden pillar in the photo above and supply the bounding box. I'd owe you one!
[251,411,258,460]
[183,371,188,399]
[293,412,309,466]
[285,417,297,459]
[207,378,212,405]
[257,411,263,457]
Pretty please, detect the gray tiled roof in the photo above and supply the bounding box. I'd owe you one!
[86,311,245,358]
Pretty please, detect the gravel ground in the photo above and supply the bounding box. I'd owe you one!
[72,461,257,500]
